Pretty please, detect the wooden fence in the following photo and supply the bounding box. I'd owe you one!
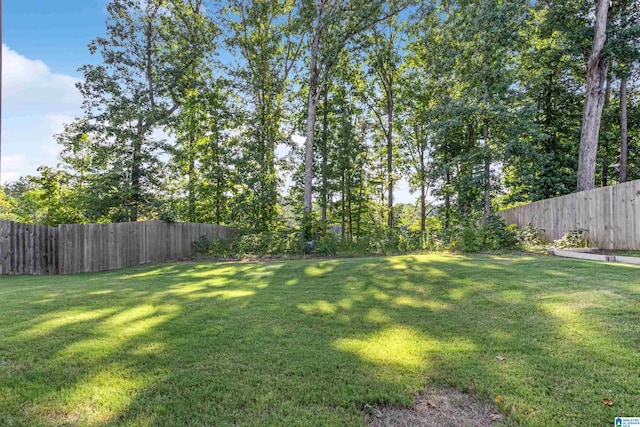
[0,221,58,275]
[497,179,640,250]
[1,220,232,275]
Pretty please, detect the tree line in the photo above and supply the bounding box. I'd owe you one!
[1,0,639,243]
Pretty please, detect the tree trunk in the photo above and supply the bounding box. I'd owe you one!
[386,86,394,231]
[600,77,611,187]
[482,70,491,219]
[444,168,451,230]
[303,17,322,216]
[483,148,490,218]
[577,0,610,192]
[320,87,329,231]
[347,195,353,241]
[420,148,426,232]
[188,157,195,222]
[619,76,628,183]
[341,172,346,239]
[130,137,143,222]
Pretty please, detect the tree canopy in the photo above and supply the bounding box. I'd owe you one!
[4,0,639,236]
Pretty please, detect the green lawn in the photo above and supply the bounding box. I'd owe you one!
[1,254,638,426]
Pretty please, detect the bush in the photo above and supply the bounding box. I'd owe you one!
[516,223,545,248]
[192,235,233,257]
[233,230,305,257]
[440,216,518,253]
[552,229,589,249]
[478,215,518,251]
[315,233,339,255]
[192,218,521,259]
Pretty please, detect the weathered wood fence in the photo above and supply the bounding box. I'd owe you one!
[0,221,58,275]
[1,220,232,275]
[497,179,640,250]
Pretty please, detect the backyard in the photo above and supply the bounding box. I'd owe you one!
[0,253,638,426]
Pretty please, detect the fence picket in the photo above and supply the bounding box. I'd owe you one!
[498,179,640,250]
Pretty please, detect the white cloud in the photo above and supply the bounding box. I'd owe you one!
[1,154,28,183]
[3,45,82,113]
[2,45,82,184]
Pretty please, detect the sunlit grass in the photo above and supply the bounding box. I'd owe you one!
[0,253,639,426]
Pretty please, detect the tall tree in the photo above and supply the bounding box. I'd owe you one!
[226,0,304,230]
[503,0,586,203]
[300,0,410,217]
[609,0,640,183]
[76,0,212,221]
[162,0,237,224]
[576,0,611,191]
[367,17,402,230]
[619,75,629,183]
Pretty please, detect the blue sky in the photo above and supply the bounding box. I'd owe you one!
[4,0,105,77]
[2,0,107,184]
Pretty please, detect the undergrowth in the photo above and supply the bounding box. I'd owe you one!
[192,215,523,258]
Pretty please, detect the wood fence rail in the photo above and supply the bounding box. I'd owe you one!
[1,220,232,275]
[497,179,640,250]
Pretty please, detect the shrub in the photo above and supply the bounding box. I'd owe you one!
[233,230,305,257]
[516,223,545,248]
[192,235,233,257]
[192,218,521,259]
[440,216,518,253]
[315,233,339,255]
[478,215,518,251]
[552,229,589,249]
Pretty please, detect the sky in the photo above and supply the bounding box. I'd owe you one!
[1,0,416,203]
[2,0,105,184]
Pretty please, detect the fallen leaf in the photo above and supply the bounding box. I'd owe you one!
[375,409,383,418]
[495,395,503,403]
[496,355,505,361]
[489,414,503,421]
[603,398,613,406]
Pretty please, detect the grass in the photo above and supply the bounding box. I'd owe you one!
[0,253,639,426]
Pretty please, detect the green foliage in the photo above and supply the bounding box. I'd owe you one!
[5,0,637,238]
[192,234,234,257]
[193,230,306,258]
[552,228,590,249]
[478,216,519,251]
[2,167,87,226]
[439,216,518,253]
[0,188,19,221]
[515,223,545,248]
[314,233,340,256]
[234,231,306,257]
[193,218,519,259]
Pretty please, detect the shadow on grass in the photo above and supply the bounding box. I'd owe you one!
[0,254,639,426]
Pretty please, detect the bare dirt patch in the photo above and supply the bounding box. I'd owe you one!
[365,387,503,427]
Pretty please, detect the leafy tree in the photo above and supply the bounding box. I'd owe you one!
[225,0,304,231]
[76,0,212,221]
[161,0,238,224]
[577,0,612,191]
[366,14,404,230]
[0,188,19,221]
[505,0,586,202]
[300,0,412,219]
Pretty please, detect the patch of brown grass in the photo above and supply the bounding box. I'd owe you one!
[366,387,502,427]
